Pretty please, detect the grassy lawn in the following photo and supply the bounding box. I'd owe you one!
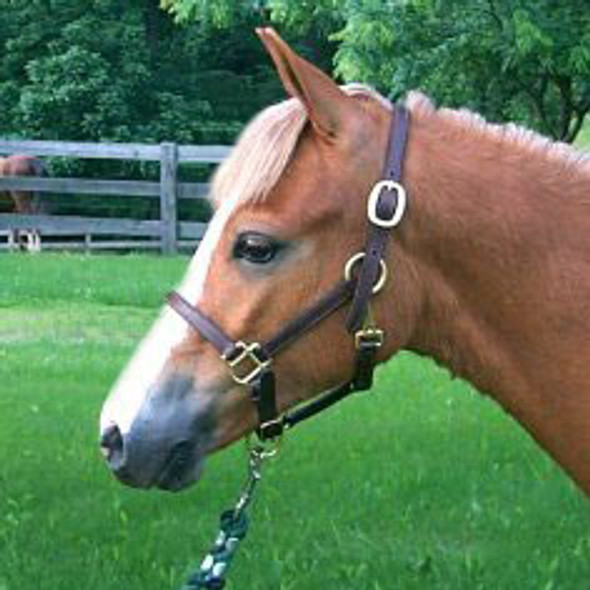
[0,253,588,590]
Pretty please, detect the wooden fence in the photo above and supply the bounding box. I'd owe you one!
[0,139,232,254]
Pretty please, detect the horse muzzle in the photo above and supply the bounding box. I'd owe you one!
[99,375,214,492]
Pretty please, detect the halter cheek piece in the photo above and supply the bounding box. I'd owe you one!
[167,105,410,442]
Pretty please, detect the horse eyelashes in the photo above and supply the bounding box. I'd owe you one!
[233,232,281,264]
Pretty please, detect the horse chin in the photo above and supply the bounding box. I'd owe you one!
[149,428,212,492]
[155,452,206,492]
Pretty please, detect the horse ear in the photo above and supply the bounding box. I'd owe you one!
[256,27,354,139]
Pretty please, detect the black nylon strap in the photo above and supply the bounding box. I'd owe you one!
[251,370,284,439]
[346,105,410,333]
[384,104,410,181]
[168,279,356,362]
[167,291,235,357]
[351,341,380,390]
[282,381,355,430]
[263,279,356,357]
[345,188,398,332]
[280,341,379,434]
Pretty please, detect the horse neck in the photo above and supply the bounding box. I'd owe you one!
[386,107,590,493]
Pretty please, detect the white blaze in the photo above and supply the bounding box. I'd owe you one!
[100,194,240,435]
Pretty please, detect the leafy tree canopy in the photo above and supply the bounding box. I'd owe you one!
[0,0,285,144]
[163,0,590,142]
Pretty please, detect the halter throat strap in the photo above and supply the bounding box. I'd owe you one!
[167,104,410,441]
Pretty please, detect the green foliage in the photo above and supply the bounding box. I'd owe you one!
[0,0,288,220]
[163,0,590,142]
[576,118,590,150]
[20,46,119,140]
[0,0,283,144]
[160,0,257,27]
[333,0,590,142]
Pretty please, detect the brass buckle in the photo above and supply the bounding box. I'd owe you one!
[354,326,384,350]
[222,341,271,385]
[367,180,407,228]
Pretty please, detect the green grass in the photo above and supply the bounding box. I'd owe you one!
[0,254,588,590]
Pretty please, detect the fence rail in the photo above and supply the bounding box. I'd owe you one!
[0,176,209,199]
[0,139,231,163]
[0,214,206,238]
[0,139,230,253]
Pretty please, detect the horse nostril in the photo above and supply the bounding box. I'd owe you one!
[100,424,124,468]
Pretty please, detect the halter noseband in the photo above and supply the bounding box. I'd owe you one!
[167,105,410,442]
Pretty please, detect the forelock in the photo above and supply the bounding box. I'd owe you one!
[210,84,391,207]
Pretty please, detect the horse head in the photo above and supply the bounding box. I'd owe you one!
[99,29,419,491]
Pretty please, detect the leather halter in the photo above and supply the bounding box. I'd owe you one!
[167,105,410,441]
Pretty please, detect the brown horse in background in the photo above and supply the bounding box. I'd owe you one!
[0,154,48,250]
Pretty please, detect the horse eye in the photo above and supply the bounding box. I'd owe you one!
[233,232,280,264]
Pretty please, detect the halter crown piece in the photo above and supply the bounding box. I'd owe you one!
[168,105,410,590]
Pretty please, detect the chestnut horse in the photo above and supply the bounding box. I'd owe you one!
[0,154,47,251]
[100,29,590,496]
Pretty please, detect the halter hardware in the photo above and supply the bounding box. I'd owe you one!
[245,432,281,460]
[367,180,407,228]
[222,341,271,386]
[344,252,388,294]
[354,321,384,350]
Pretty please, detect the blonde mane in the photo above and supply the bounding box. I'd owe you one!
[210,84,390,207]
[211,87,589,208]
[406,91,590,171]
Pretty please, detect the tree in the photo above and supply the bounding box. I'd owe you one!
[332,0,590,143]
[1,1,205,142]
[0,0,290,220]
[0,0,284,144]
[162,0,590,143]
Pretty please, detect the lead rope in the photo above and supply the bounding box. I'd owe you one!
[180,441,278,590]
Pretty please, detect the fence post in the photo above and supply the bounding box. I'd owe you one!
[160,142,178,254]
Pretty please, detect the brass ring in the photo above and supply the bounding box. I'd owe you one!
[344,252,388,294]
[245,434,281,459]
